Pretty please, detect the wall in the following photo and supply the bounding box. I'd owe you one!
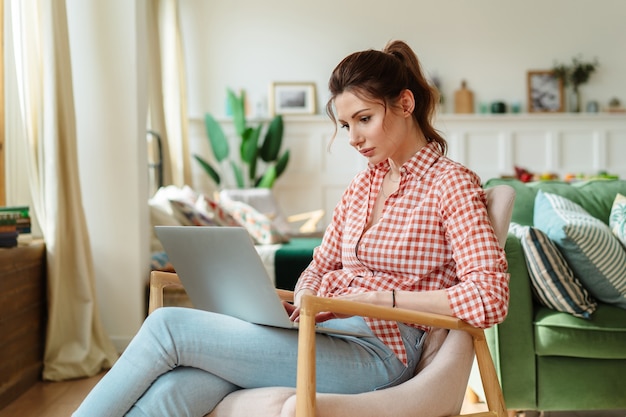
[66,0,150,351]
[179,0,626,119]
[179,0,626,219]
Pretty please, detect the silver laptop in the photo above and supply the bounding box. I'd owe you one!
[155,226,369,337]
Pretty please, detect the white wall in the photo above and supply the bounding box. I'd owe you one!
[66,0,150,351]
[179,0,626,119]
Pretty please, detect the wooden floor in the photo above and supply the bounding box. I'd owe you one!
[0,373,106,417]
[0,374,487,416]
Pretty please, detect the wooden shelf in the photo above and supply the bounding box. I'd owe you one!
[0,240,46,411]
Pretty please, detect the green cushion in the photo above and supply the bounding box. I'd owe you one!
[536,356,626,410]
[534,304,626,359]
[484,178,626,227]
[274,237,322,290]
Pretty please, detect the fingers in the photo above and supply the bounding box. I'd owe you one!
[283,301,300,322]
[314,312,336,323]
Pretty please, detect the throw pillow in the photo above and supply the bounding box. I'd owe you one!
[610,193,626,247]
[168,199,219,226]
[509,223,596,318]
[534,191,626,309]
[195,195,242,227]
[218,198,289,245]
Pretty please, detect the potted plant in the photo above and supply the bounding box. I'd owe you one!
[194,89,290,189]
[552,55,599,112]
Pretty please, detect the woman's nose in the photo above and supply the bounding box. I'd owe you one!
[348,129,362,147]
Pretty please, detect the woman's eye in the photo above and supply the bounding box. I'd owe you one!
[360,116,370,123]
[340,123,350,131]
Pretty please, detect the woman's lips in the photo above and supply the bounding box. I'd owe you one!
[360,147,374,157]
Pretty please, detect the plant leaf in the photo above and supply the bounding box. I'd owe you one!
[260,115,284,162]
[228,89,247,137]
[241,126,261,164]
[275,150,290,179]
[257,165,277,188]
[230,160,245,188]
[204,113,229,162]
[193,154,221,185]
[249,150,259,181]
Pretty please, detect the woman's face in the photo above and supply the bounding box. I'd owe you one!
[334,91,409,166]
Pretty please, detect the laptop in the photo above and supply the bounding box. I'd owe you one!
[155,226,370,337]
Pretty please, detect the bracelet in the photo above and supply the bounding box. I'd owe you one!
[392,289,396,308]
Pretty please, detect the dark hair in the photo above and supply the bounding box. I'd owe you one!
[326,40,446,155]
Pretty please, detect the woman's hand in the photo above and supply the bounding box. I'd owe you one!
[283,300,351,323]
[314,292,379,322]
[286,291,388,323]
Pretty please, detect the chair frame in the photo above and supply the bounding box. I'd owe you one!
[148,270,507,417]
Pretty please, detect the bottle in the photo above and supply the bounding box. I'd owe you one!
[454,80,474,114]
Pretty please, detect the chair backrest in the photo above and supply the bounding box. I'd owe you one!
[484,185,516,248]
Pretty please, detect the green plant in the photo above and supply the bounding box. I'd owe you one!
[194,89,290,189]
[552,55,599,93]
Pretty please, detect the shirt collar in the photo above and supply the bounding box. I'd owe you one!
[369,141,442,180]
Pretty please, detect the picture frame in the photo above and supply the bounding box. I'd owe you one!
[527,70,564,113]
[269,82,316,115]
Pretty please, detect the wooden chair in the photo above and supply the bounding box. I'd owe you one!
[148,185,516,417]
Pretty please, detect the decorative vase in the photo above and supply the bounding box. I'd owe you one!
[569,87,581,113]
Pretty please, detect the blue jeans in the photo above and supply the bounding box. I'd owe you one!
[73,307,425,417]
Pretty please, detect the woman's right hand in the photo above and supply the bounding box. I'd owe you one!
[285,289,317,322]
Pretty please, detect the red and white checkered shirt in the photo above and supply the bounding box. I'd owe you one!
[295,142,509,365]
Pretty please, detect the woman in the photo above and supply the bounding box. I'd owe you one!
[73,40,509,417]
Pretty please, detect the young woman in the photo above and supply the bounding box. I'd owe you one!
[73,40,509,417]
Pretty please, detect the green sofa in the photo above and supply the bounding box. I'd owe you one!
[483,178,626,412]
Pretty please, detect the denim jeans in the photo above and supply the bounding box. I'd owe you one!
[73,307,425,417]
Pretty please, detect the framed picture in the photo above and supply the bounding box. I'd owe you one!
[527,70,564,113]
[269,82,316,115]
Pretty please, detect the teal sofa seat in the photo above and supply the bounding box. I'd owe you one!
[484,178,626,412]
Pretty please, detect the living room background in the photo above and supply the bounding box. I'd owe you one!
[5,0,625,352]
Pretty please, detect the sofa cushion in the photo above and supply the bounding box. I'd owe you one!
[483,178,626,227]
[610,193,626,247]
[169,199,220,226]
[534,304,626,359]
[534,191,626,309]
[509,223,596,318]
[217,198,289,245]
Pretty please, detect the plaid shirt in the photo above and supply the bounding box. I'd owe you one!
[295,142,509,365]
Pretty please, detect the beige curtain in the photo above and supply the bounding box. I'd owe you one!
[146,0,191,188]
[10,0,118,381]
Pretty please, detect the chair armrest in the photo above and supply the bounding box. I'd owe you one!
[148,271,295,314]
[295,294,506,417]
[148,271,185,315]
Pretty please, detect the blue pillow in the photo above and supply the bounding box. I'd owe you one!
[509,223,596,318]
[610,193,626,247]
[534,191,626,309]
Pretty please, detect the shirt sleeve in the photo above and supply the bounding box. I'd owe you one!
[294,176,355,296]
[439,169,510,328]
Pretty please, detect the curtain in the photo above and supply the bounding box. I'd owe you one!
[146,0,191,189]
[10,0,118,381]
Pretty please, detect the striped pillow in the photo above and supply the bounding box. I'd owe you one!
[610,193,626,247]
[509,223,596,318]
[534,191,626,309]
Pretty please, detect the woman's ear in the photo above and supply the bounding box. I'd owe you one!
[399,89,415,116]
